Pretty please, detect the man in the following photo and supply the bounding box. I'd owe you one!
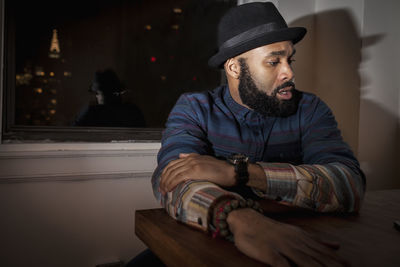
[152,2,365,266]
[73,69,145,127]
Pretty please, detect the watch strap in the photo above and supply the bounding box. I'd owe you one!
[227,154,249,186]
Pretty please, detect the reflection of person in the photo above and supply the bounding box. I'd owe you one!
[137,2,365,266]
[73,69,145,127]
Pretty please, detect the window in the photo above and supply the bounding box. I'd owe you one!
[2,0,236,142]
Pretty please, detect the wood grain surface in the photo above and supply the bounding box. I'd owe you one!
[135,190,400,266]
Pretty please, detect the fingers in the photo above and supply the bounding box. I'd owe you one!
[160,153,199,193]
[303,230,341,250]
[160,153,232,194]
[299,243,346,267]
[261,249,292,267]
[281,248,322,267]
[235,235,291,267]
[292,230,346,266]
[160,161,188,193]
[232,212,346,267]
[161,153,198,179]
[274,233,345,267]
[163,165,192,192]
[303,232,341,254]
[162,158,188,179]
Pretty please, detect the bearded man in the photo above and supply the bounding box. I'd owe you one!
[150,2,365,266]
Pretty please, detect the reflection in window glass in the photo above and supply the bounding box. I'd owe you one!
[9,0,236,128]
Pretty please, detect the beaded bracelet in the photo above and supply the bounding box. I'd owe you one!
[211,198,264,242]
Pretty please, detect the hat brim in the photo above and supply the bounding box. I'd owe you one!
[208,27,306,68]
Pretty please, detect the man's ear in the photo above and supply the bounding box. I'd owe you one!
[224,58,240,79]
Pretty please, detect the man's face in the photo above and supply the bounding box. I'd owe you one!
[237,41,301,117]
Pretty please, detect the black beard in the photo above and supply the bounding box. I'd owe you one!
[238,58,302,117]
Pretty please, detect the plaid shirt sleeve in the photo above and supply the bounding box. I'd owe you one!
[253,162,364,212]
[151,94,242,231]
[253,98,365,213]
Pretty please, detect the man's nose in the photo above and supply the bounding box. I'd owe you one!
[278,62,294,82]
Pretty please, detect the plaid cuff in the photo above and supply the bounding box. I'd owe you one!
[255,162,298,202]
[173,180,242,231]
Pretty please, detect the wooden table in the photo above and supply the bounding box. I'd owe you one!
[135,190,400,266]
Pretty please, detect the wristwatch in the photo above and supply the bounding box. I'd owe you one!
[227,153,249,186]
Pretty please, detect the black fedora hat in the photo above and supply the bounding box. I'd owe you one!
[208,2,307,68]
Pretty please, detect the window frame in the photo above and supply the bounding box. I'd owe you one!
[1,0,234,143]
[0,0,172,143]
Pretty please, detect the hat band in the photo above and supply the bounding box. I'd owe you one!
[219,22,280,50]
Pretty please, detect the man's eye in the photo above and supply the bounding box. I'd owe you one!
[288,58,296,64]
[268,61,279,66]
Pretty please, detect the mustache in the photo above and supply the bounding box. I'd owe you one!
[274,81,295,92]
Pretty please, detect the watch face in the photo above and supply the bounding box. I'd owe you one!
[230,153,248,164]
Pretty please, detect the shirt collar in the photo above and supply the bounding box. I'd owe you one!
[223,85,251,120]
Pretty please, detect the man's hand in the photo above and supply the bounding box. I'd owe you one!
[160,153,235,194]
[228,209,346,267]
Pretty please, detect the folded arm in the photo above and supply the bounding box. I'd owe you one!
[251,97,365,212]
[251,161,364,212]
[152,94,241,231]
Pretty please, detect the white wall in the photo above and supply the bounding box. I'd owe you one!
[0,144,161,267]
[0,177,158,267]
[358,0,400,189]
[312,0,364,154]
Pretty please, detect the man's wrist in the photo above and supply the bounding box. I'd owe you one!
[211,198,264,240]
[226,153,249,186]
[247,163,268,191]
[227,208,268,236]
[226,208,251,234]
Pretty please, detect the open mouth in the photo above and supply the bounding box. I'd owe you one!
[277,86,293,100]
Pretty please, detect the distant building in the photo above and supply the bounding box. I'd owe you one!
[15,28,71,126]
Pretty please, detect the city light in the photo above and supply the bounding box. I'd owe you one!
[173,8,182,13]
[35,70,45,76]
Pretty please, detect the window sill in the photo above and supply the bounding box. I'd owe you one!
[0,142,161,183]
[0,141,161,153]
